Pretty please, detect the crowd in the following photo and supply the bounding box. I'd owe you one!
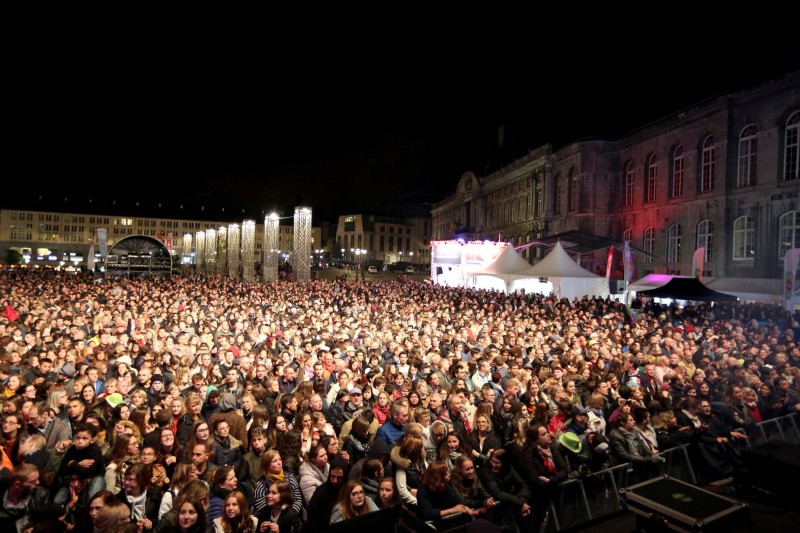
[0,268,798,533]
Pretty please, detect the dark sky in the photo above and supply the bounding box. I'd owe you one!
[6,27,799,224]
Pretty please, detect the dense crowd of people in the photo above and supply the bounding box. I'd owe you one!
[0,268,798,533]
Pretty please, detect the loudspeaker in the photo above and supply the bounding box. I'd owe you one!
[733,441,800,505]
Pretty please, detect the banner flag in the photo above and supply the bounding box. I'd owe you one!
[692,247,706,280]
[623,241,633,283]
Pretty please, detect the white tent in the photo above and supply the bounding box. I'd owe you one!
[467,245,534,292]
[468,242,609,299]
[511,242,609,299]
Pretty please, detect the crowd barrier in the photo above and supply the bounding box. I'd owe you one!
[543,412,799,532]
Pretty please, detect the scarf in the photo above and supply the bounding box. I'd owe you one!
[449,450,461,461]
[347,433,370,455]
[267,470,285,484]
[680,409,701,429]
[537,444,556,474]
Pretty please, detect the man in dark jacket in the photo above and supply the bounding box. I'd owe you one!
[0,464,59,533]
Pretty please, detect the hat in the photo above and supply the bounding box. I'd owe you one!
[559,432,582,454]
[150,375,164,383]
[571,406,589,418]
[350,387,362,395]
[105,393,124,408]
[58,363,76,378]
[345,345,355,352]
[115,355,133,367]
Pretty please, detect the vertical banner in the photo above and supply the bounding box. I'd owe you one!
[605,245,614,279]
[97,228,108,257]
[623,241,633,283]
[87,236,96,271]
[166,232,173,254]
[692,247,706,280]
[784,248,800,309]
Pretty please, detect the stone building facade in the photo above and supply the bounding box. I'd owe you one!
[432,71,799,280]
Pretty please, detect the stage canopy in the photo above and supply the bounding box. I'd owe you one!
[637,276,738,302]
[469,241,609,299]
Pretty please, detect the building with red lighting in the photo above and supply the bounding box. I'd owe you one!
[431,71,799,287]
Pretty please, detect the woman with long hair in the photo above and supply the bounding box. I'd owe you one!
[158,463,193,520]
[265,414,288,451]
[104,432,140,494]
[391,434,427,507]
[329,480,379,524]
[1,375,23,399]
[214,491,257,533]
[372,391,391,425]
[174,497,209,533]
[47,389,69,419]
[450,455,494,510]
[157,429,182,479]
[375,477,402,510]
[255,480,301,533]
[140,444,169,488]
[208,466,240,521]
[437,432,469,472]
[184,420,213,460]
[130,406,152,437]
[252,451,303,517]
[417,461,479,528]
[298,443,329,503]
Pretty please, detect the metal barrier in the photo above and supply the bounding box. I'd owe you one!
[544,413,798,531]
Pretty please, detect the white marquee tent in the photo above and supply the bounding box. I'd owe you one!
[468,242,609,299]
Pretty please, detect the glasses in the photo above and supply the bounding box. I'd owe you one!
[351,490,365,496]
[141,451,155,457]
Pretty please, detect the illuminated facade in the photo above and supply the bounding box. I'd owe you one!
[432,71,800,280]
[0,210,321,272]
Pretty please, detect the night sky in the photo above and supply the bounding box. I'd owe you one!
[6,28,799,225]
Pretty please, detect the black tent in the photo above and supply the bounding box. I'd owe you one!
[637,277,738,301]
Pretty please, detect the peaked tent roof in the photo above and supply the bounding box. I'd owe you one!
[637,277,738,301]
[525,241,601,278]
[470,244,533,275]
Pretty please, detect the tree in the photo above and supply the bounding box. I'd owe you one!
[5,249,23,265]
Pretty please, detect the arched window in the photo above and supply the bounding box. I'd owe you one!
[667,224,682,264]
[696,220,713,266]
[672,145,684,198]
[646,154,657,203]
[624,161,635,207]
[643,227,654,264]
[623,229,632,243]
[701,136,716,192]
[779,211,799,258]
[737,125,758,187]
[785,111,799,181]
[733,216,756,260]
